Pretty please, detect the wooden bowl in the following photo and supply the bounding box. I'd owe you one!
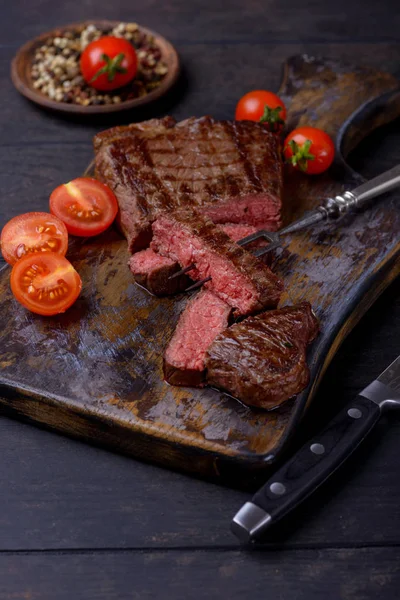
[11,20,180,115]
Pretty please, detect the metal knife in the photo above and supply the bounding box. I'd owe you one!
[231,354,400,543]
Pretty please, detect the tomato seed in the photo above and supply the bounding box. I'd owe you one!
[16,244,26,258]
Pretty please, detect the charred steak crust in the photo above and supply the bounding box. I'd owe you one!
[206,302,319,410]
[164,290,232,387]
[151,208,283,315]
[94,117,177,250]
[93,116,282,251]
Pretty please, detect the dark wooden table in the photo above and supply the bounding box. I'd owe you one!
[1,1,399,598]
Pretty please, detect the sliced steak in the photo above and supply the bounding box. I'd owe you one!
[206,302,319,410]
[220,223,258,241]
[128,223,263,297]
[94,116,282,251]
[151,209,283,315]
[219,223,270,254]
[94,117,176,250]
[164,290,232,387]
[128,249,191,296]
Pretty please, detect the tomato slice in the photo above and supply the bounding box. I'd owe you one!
[50,177,118,237]
[0,212,68,266]
[11,253,82,316]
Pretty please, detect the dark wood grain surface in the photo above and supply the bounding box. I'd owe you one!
[1,54,399,484]
[1,0,399,598]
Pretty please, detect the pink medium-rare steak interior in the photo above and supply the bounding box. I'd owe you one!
[151,209,283,315]
[128,224,262,297]
[204,193,281,230]
[94,116,283,251]
[164,290,232,387]
[219,223,271,254]
[130,248,175,272]
[128,249,191,296]
[220,223,258,242]
[206,302,319,410]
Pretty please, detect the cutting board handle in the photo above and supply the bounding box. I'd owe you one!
[279,55,400,163]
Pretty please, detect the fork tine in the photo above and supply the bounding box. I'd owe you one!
[169,263,195,280]
[184,276,212,292]
[237,229,275,247]
[169,230,280,288]
[253,240,281,258]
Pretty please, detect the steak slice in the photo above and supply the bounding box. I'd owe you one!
[128,249,191,296]
[164,290,232,387]
[94,116,282,251]
[128,224,262,297]
[221,223,258,241]
[206,302,319,410]
[151,209,283,315]
[94,117,177,250]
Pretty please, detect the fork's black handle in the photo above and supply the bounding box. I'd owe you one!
[231,394,381,543]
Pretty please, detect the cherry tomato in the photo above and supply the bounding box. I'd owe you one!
[284,127,335,175]
[0,212,68,266]
[80,36,137,91]
[50,177,118,237]
[235,90,287,132]
[11,253,82,316]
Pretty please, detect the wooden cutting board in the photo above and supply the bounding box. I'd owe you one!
[0,55,399,486]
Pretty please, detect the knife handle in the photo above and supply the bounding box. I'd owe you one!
[322,164,400,219]
[231,395,381,543]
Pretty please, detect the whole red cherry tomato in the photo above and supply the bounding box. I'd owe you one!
[80,36,137,91]
[235,90,287,132]
[284,127,335,174]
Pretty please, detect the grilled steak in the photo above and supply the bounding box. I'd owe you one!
[128,224,262,296]
[151,209,283,315]
[94,116,282,251]
[128,249,191,296]
[206,302,319,409]
[164,290,232,387]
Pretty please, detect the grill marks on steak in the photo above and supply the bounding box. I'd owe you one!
[151,209,283,315]
[94,116,282,251]
[164,290,232,387]
[206,302,319,410]
[95,117,177,250]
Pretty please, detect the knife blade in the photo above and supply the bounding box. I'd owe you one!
[231,354,400,544]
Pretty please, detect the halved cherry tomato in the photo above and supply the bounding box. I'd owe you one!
[50,177,118,237]
[80,36,137,91]
[0,212,68,266]
[10,253,82,316]
[284,126,335,175]
[235,90,287,132]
